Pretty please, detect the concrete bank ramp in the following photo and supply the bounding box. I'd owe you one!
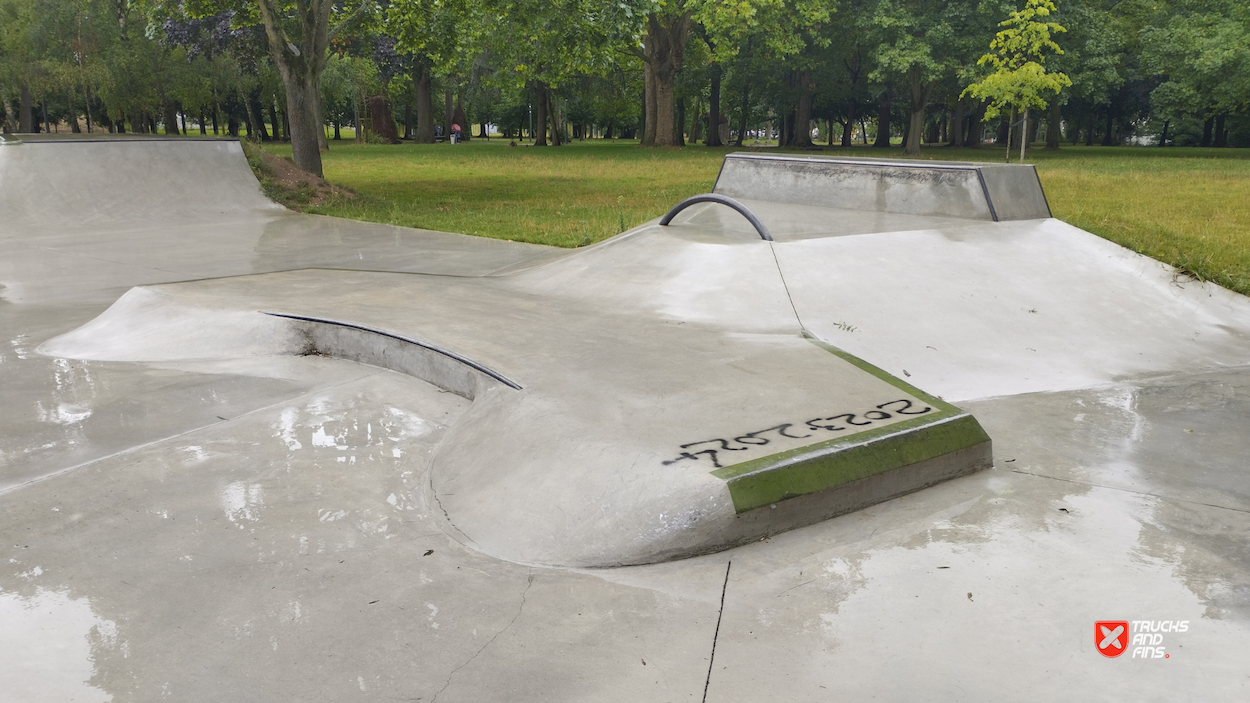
[42,243,992,567]
[43,148,1250,569]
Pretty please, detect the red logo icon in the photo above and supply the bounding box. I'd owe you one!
[1096,621,1129,657]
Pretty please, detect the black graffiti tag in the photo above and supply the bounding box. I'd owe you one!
[663,399,933,469]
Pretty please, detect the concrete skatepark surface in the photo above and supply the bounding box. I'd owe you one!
[2,138,1249,700]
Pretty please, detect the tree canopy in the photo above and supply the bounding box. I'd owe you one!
[3,0,1247,153]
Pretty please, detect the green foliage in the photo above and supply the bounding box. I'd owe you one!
[962,0,1071,119]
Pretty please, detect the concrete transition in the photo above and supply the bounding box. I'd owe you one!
[4,138,1249,700]
[32,143,1004,568]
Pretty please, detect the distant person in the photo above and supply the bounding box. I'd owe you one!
[451,123,462,144]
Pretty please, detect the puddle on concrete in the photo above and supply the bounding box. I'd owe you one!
[0,586,116,702]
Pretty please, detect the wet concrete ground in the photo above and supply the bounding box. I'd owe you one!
[3,145,1249,701]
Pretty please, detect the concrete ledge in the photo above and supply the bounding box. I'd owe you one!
[715,413,990,513]
[714,153,1051,221]
[724,439,992,546]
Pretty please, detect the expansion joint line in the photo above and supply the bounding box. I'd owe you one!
[768,241,808,334]
[702,560,732,703]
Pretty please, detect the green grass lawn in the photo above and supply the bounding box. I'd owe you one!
[263,139,1250,296]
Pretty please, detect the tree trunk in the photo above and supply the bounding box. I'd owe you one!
[404,104,413,139]
[444,88,453,138]
[676,97,686,146]
[164,101,181,136]
[0,84,15,133]
[734,78,750,146]
[1214,113,1227,147]
[283,74,322,174]
[1019,108,1028,163]
[1004,106,1015,162]
[689,92,702,143]
[904,72,933,156]
[546,89,562,146]
[967,101,987,146]
[1201,116,1213,147]
[453,98,469,141]
[19,85,33,132]
[705,63,722,146]
[948,100,964,147]
[793,72,814,148]
[642,32,658,145]
[270,103,282,141]
[1045,98,1061,150]
[841,119,852,147]
[874,90,891,147]
[413,66,434,143]
[654,73,677,146]
[1101,113,1114,146]
[533,84,548,146]
[644,12,692,147]
[1159,119,1169,147]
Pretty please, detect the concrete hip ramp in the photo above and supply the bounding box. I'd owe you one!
[27,143,1250,569]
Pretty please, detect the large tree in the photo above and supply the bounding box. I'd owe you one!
[188,0,371,175]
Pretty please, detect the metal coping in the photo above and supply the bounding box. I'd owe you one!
[721,152,990,171]
[659,193,773,240]
[262,312,522,390]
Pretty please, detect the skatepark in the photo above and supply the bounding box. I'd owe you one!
[2,137,1248,700]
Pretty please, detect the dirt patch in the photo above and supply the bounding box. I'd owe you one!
[241,141,354,209]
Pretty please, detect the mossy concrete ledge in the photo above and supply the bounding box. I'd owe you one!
[716,413,991,514]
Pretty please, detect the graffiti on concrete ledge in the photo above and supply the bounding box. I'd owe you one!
[662,399,934,469]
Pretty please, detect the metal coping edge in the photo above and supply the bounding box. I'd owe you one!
[14,137,241,144]
[262,311,522,390]
[974,169,1000,222]
[724,152,985,171]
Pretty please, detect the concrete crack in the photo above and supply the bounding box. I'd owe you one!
[431,572,534,702]
[702,561,732,703]
[1005,467,1250,515]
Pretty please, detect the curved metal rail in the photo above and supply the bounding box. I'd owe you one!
[658,193,773,241]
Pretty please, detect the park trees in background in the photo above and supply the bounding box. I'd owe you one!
[3,0,1248,151]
